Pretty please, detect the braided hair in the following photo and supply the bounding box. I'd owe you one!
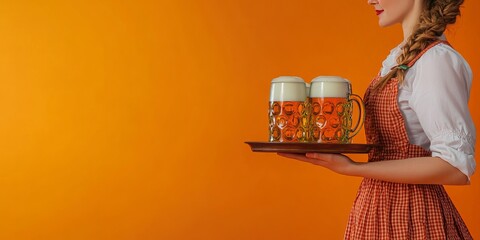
[374,0,465,90]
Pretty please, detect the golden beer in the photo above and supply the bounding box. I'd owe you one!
[269,100,309,142]
[309,97,353,143]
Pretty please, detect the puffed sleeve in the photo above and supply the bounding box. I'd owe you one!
[410,45,476,179]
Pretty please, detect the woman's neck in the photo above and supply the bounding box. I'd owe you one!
[402,0,424,40]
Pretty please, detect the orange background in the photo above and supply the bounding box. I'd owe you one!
[0,1,478,239]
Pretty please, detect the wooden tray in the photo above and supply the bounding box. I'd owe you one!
[245,141,375,154]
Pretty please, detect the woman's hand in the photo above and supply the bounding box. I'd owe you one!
[277,152,358,176]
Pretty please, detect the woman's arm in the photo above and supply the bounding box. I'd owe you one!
[278,153,469,185]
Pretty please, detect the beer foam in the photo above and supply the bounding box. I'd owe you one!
[271,76,304,83]
[270,76,307,101]
[309,76,351,98]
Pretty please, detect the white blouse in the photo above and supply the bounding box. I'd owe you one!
[379,38,476,179]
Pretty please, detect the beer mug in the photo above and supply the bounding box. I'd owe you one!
[269,76,309,142]
[309,76,365,143]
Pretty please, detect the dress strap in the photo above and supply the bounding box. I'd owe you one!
[406,40,450,68]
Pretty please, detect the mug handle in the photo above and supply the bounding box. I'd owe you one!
[348,94,365,140]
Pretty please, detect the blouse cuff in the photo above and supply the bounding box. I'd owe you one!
[429,131,476,180]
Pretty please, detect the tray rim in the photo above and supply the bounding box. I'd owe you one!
[245,141,376,154]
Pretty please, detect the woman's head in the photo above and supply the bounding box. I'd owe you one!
[370,0,465,90]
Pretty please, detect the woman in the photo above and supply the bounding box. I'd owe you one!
[279,0,476,238]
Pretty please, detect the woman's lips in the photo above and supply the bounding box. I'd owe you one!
[376,10,384,15]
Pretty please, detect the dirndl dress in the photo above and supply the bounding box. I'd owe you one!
[344,41,473,239]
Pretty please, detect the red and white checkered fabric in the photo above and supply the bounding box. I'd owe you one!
[344,41,472,239]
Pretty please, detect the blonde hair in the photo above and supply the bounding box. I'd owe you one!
[374,0,465,90]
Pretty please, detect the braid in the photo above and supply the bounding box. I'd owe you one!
[374,0,464,90]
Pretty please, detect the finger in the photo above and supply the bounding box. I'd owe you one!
[306,152,344,161]
[277,152,307,160]
[277,152,316,164]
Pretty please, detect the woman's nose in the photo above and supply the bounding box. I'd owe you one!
[367,0,378,5]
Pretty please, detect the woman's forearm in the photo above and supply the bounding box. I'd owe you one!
[349,157,469,185]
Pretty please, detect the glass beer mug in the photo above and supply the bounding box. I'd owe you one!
[309,76,365,143]
[269,76,309,142]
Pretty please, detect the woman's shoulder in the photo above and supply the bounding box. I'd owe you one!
[412,42,472,83]
[405,41,473,92]
[417,42,470,70]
